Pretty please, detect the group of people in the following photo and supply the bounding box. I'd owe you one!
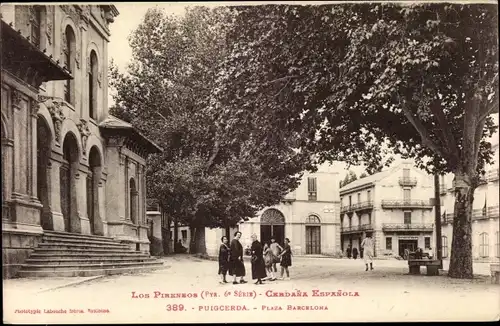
[346,233,374,271]
[218,231,292,285]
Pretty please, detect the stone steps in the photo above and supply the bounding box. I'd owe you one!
[18,231,164,278]
[25,257,156,265]
[17,265,168,278]
[43,230,116,241]
[38,243,131,250]
[21,260,163,271]
[41,237,129,247]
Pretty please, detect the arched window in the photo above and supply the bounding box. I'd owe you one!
[30,6,43,48]
[306,215,321,224]
[88,50,98,120]
[442,236,448,258]
[63,26,76,105]
[479,232,489,258]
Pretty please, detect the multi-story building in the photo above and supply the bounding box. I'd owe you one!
[340,161,436,258]
[1,4,161,278]
[236,163,341,256]
[440,140,500,262]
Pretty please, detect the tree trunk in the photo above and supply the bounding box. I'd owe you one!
[192,227,207,254]
[448,173,475,279]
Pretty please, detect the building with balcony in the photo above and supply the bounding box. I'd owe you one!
[2,5,162,278]
[440,136,500,262]
[160,163,342,257]
[339,161,436,258]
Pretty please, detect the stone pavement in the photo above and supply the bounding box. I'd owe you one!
[3,255,500,324]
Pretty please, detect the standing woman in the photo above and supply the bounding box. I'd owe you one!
[361,232,374,271]
[250,234,267,285]
[278,238,292,280]
[229,231,247,284]
[218,236,230,284]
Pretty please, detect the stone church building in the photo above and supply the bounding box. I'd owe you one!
[1,5,162,278]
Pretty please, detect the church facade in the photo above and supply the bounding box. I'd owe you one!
[1,4,160,278]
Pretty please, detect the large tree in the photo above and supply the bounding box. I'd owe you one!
[109,7,312,253]
[214,3,498,277]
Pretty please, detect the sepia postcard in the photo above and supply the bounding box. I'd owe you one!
[2,1,499,324]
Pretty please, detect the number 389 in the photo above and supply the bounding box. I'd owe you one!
[166,304,185,311]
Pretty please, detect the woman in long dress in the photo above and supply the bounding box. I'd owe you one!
[361,232,374,271]
[278,238,292,280]
[250,234,267,285]
[229,231,247,284]
[218,236,230,283]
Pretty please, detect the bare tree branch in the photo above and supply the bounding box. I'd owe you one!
[429,100,460,165]
[397,93,448,160]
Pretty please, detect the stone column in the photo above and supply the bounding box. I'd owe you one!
[98,179,107,235]
[48,158,64,231]
[105,144,126,223]
[77,167,90,234]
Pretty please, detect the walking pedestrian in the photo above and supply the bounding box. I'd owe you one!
[250,234,267,285]
[218,236,230,284]
[229,231,247,284]
[269,237,283,273]
[278,238,292,280]
[361,232,374,271]
[352,247,358,259]
[263,243,276,280]
[346,245,352,259]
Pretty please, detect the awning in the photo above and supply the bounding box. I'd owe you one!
[99,115,163,155]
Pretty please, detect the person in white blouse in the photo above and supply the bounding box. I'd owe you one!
[361,232,374,271]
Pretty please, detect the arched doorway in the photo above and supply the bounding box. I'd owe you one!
[305,215,321,254]
[61,133,79,233]
[129,178,138,224]
[87,146,102,235]
[260,208,285,246]
[37,117,52,230]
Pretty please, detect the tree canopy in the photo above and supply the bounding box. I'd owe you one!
[109,7,313,241]
[212,3,498,278]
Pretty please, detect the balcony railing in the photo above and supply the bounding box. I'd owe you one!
[441,206,499,223]
[487,169,499,182]
[382,223,434,232]
[487,205,499,219]
[381,200,433,209]
[399,177,418,187]
[341,223,374,233]
[340,201,374,214]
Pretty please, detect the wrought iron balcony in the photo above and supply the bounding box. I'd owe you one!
[382,223,434,232]
[399,177,417,187]
[341,223,374,233]
[381,200,433,209]
[340,201,373,214]
[487,169,499,182]
[472,208,488,221]
[488,205,499,219]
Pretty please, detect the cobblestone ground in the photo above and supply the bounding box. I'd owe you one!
[3,255,499,324]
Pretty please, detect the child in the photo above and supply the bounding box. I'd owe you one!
[263,243,276,281]
[278,238,292,280]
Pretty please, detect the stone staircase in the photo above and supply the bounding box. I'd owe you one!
[17,231,165,277]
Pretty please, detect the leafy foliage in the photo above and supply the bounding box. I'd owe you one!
[339,170,358,188]
[213,3,498,278]
[109,7,312,231]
